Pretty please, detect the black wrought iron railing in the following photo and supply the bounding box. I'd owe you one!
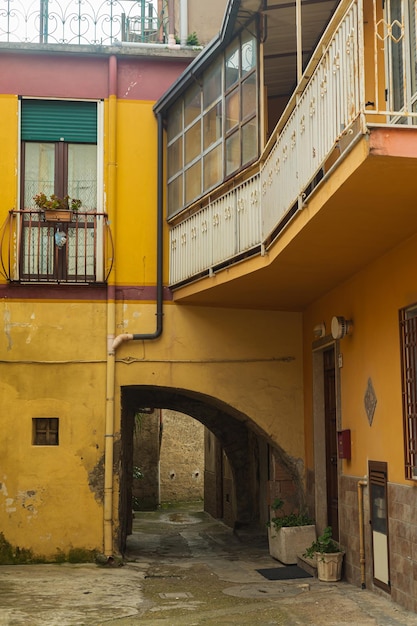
[0,0,168,45]
[0,209,114,284]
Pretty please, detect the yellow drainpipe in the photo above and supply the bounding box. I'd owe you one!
[104,54,118,557]
[357,479,368,589]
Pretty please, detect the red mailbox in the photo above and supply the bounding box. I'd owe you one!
[337,429,351,460]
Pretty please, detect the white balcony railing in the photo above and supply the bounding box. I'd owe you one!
[169,0,417,286]
[170,174,262,283]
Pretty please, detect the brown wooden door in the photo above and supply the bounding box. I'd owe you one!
[324,347,339,540]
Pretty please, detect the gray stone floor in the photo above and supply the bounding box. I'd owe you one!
[1,503,417,625]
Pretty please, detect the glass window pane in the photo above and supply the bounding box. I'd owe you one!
[226,131,240,176]
[184,120,201,165]
[23,224,54,275]
[203,144,222,190]
[24,143,55,207]
[242,119,258,164]
[184,83,201,127]
[241,32,256,76]
[225,39,239,89]
[167,99,183,141]
[203,103,222,150]
[168,136,183,178]
[226,88,240,132]
[168,175,183,217]
[68,144,97,210]
[242,73,257,120]
[371,483,387,534]
[67,226,95,277]
[203,59,222,109]
[185,161,201,205]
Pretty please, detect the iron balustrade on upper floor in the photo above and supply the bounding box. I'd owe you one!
[0,0,168,45]
[169,0,417,287]
[0,209,114,284]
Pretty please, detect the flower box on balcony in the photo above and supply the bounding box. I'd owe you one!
[43,209,73,222]
[33,193,82,222]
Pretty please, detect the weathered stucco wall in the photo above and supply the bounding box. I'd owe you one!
[0,49,305,559]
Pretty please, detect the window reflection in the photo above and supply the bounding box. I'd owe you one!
[166,22,258,217]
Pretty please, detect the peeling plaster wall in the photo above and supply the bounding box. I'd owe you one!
[0,301,106,556]
[0,52,305,557]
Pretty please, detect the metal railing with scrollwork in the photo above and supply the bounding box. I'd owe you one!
[0,0,168,45]
[0,210,114,284]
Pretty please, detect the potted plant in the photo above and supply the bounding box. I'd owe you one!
[303,526,344,581]
[33,193,82,222]
[267,498,316,565]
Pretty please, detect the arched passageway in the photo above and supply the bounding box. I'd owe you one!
[118,385,305,554]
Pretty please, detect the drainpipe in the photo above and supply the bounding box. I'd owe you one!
[111,112,164,352]
[358,479,368,589]
[104,54,118,557]
[105,102,164,556]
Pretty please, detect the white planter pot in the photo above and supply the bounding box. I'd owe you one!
[268,524,316,565]
[315,551,344,581]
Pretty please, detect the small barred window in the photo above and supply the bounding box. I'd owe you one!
[32,418,59,446]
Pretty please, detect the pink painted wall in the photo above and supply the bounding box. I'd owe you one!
[0,52,190,101]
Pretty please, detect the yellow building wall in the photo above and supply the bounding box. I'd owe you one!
[0,95,18,209]
[0,92,305,557]
[113,304,304,455]
[114,100,161,287]
[303,231,417,485]
[0,301,106,556]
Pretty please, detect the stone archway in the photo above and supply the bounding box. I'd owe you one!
[118,385,305,553]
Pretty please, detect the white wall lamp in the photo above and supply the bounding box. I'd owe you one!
[331,316,353,340]
[313,322,326,338]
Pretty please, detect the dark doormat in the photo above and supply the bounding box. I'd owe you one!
[257,565,313,580]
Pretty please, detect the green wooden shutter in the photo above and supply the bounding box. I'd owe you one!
[21,100,97,143]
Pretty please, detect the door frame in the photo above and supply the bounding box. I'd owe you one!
[369,460,391,592]
[312,338,342,535]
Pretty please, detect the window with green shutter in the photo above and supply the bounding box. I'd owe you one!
[21,99,97,143]
[21,99,98,209]
[20,99,102,283]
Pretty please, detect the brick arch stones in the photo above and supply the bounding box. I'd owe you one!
[119,385,304,551]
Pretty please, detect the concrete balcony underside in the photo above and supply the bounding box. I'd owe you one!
[172,126,417,311]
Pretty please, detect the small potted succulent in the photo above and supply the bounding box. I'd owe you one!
[267,498,316,565]
[303,526,344,581]
[33,193,82,221]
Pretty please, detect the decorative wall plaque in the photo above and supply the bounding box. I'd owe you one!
[364,378,377,426]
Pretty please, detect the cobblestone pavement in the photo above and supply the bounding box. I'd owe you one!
[1,503,417,625]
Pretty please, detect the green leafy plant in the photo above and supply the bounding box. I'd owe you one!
[186,32,199,46]
[303,526,340,558]
[33,193,82,211]
[267,497,315,529]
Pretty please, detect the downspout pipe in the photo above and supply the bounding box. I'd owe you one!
[104,54,118,557]
[105,113,163,557]
[111,112,164,353]
[358,479,368,589]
